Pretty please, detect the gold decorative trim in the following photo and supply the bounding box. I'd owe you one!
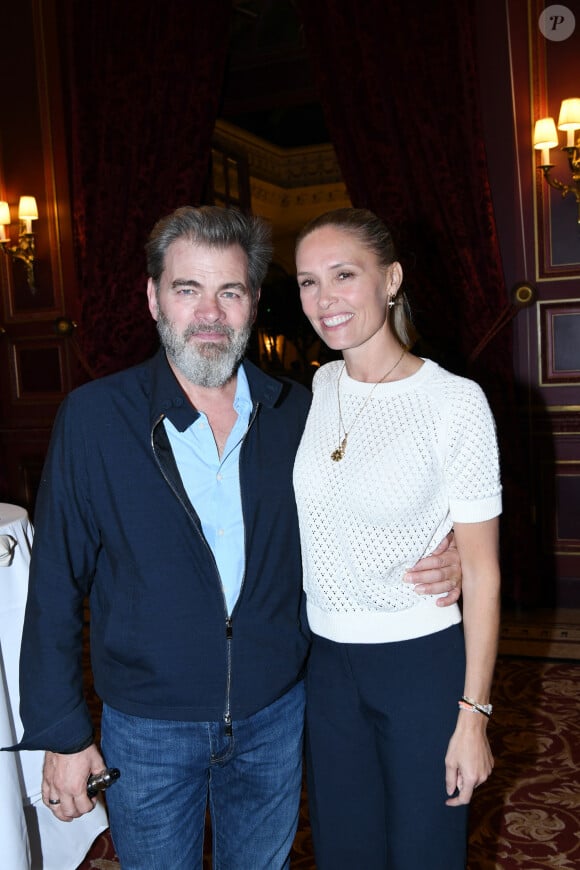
[213,119,343,188]
[250,178,349,209]
[248,177,351,238]
[537,298,580,386]
[500,620,580,659]
[527,405,580,417]
[512,282,536,306]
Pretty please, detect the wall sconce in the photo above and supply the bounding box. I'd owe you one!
[533,98,580,225]
[0,196,39,292]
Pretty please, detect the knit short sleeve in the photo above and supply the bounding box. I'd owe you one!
[443,378,502,523]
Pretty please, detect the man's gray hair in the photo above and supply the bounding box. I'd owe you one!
[146,206,273,302]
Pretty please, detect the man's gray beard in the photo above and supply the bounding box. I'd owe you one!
[156,311,252,388]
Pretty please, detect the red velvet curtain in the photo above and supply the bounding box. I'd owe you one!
[297,0,540,603]
[297,0,507,370]
[59,0,231,376]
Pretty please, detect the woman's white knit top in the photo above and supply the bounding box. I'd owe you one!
[293,359,502,644]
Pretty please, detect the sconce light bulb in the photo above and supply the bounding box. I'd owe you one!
[0,201,11,225]
[557,98,580,130]
[533,118,559,150]
[18,196,38,221]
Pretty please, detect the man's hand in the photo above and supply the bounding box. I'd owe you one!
[42,744,105,821]
[404,531,462,606]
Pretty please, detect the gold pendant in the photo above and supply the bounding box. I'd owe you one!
[330,436,347,462]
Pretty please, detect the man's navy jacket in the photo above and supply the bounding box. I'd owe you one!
[17,350,312,753]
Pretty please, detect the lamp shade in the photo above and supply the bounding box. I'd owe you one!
[18,196,38,220]
[0,201,10,225]
[558,98,580,130]
[533,117,559,149]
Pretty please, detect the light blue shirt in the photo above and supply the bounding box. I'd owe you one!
[164,366,252,615]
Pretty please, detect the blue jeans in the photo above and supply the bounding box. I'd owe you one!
[101,681,305,869]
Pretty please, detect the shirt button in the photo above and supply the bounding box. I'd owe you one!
[216,473,223,481]
[218,529,224,537]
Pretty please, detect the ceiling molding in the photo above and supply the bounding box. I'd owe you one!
[213,119,343,188]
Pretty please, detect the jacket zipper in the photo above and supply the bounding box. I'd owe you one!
[223,400,260,735]
[224,617,233,735]
[224,402,260,737]
[151,405,260,735]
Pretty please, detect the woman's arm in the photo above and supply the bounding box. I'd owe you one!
[444,517,501,807]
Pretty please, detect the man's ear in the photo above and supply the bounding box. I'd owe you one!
[146,278,159,322]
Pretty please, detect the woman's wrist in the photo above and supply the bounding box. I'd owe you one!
[458,696,493,718]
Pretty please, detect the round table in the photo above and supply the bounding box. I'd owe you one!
[0,504,108,869]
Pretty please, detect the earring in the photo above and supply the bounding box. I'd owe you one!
[388,297,395,309]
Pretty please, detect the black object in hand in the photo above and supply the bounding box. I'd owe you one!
[87,767,121,797]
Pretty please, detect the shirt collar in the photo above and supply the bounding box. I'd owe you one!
[148,350,263,432]
[233,364,252,419]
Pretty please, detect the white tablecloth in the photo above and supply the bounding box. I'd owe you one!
[0,503,108,870]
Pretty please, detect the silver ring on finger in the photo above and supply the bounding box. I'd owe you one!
[48,798,61,805]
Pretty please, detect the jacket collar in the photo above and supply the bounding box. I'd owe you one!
[146,348,284,432]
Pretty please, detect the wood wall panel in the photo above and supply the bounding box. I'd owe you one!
[0,1,80,514]
[13,341,66,398]
[555,465,580,544]
[535,411,580,606]
[539,299,580,385]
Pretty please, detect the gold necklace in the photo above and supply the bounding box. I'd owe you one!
[330,348,406,462]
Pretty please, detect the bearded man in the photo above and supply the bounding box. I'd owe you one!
[15,206,461,869]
